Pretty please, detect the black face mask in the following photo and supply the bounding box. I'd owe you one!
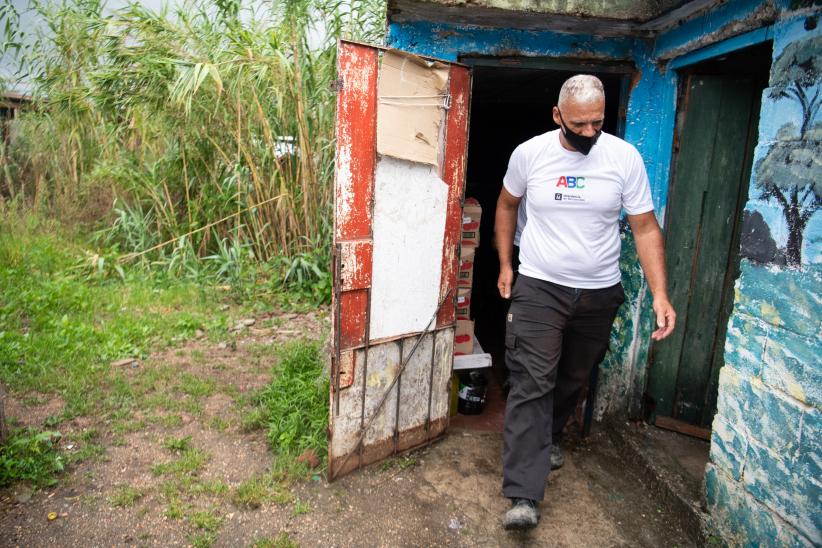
[558,110,601,155]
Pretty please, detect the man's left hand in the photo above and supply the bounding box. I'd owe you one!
[651,298,676,341]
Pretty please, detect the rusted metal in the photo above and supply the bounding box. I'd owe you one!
[357,287,373,468]
[333,242,342,415]
[339,290,369,349]
[437,65,471,328]
[338,350,356,390]
[338,38,470,68]
[425,329,437,433]
[330,41,470,480]
[331,289,452,479]
[334,41,378,242]
[339,240,373,292]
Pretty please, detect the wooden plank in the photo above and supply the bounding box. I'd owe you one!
[702,92,760,427]
[334,41,378,242]
[648,75,722,417]
[673,77,757,425]
[437,65,471,328]
[654,416,711,441]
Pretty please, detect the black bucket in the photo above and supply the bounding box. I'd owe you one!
[457,370,488,415]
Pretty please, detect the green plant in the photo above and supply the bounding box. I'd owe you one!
[251,341,328,470]
[0,221,241,409]
[151,447,209,477]
[188,532,218,548]
[253,532,300,548]
[0,428,65,487]
[162,435,192,452]
[231,474,293,509]
[109,485,144,507]
[2,0,386,278]
[292,498,310,516]
[189,508,223,532]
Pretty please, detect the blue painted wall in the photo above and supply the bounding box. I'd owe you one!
[703,11,822,546]
[388,2,820,544]
[386,19,678,420]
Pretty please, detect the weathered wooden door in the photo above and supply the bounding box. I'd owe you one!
[329,41,471,479]
[647,74,760,429]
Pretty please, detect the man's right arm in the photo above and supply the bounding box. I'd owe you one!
[495,187,521,299]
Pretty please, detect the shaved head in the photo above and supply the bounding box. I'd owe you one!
[558,74,605,108]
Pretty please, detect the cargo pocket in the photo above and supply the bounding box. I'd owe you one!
[505,330,517,350]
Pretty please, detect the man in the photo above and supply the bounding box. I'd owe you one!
[495,74,676,530]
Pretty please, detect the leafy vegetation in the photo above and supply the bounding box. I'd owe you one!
[0,428,64,487]
[0,0,355,496]
[1,0,384,274]
[247,340,328,471]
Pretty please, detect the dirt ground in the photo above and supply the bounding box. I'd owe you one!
[0,310,695,547]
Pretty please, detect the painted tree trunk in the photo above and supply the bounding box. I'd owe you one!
[785,195,806,267]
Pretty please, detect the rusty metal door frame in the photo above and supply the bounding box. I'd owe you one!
[329,40,472,480]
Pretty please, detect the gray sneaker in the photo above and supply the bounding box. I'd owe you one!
[550,444,564,470]
[503,498,539,530]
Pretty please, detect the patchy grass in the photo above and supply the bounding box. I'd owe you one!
[292,498,310,517]
[207,416,230,432]
[109,485,145,508]
[189,508,223,531]
[0,225,233,404]
[252,533,300,548]
[65,428,106,464]
[188,532,218,548]
[151,447,210,477]
[162,435,193,452]
[232,474,293,509]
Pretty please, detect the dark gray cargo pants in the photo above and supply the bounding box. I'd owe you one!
[502,274,625,501]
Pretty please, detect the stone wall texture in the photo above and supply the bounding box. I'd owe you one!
[707,11,821,546]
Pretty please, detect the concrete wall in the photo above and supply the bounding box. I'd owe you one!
[704,12,821,546]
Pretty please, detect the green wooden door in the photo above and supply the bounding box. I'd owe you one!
[647,75,760,428]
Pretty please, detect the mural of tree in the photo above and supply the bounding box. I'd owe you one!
[755,35,821,267]
[769,35,821,137]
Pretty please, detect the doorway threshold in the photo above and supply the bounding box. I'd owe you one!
[608,422,711,545]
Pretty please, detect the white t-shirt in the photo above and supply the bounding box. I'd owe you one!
[513,198,527,247]
[503,129,654,289]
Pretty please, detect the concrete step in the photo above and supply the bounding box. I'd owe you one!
[606,421,713,546]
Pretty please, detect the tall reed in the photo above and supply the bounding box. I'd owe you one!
[1,0,385,264]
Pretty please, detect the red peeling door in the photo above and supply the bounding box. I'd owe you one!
[329,40,471,480]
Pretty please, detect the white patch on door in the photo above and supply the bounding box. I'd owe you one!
[370,156,448,341]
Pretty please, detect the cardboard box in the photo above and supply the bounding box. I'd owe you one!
[458,257,474,288]
[453,334,492,370]
[454,319,474,355]
[462,198,482,247]
[460,244,476,262]
[456,288,471,319]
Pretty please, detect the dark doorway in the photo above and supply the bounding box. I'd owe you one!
[647,41,773,430]
[456,58,632,429]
